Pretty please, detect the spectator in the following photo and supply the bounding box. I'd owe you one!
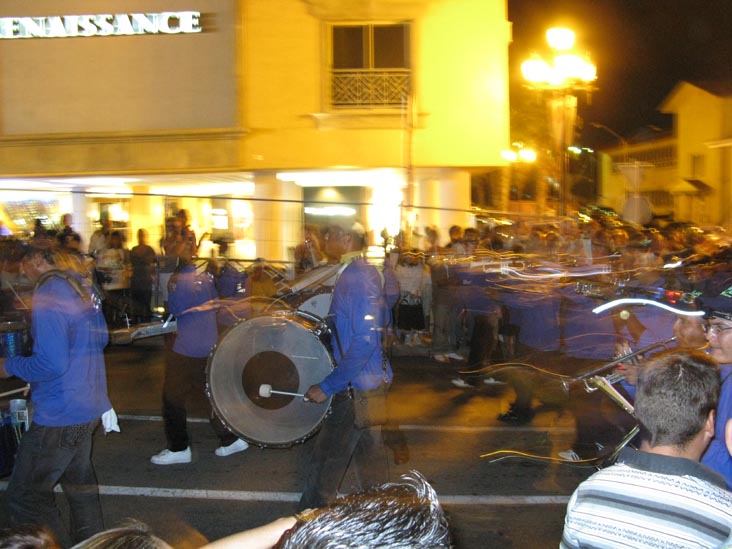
[205,472,450,549]
[0,525,60,549]
[176,209,197,258]
[129,229,157,324]
[394,249,431,346]
[423,225,442,258]
[69,522,171,549]
[561,350,732,549]
[444,225,462,252]
[88,215,112,259]
[460,227,480,256]
[57,214,80,251]
[32,219,47,241]
[96,231,131,327]
[160,216,183,258]
[280,471,450,548]
[62,233,83,255]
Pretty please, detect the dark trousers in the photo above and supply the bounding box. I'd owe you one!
[130,286,152,323]
[298,391,388,511]
[6,419,103,548]
[162,350,237,451]
[463,313,499,384]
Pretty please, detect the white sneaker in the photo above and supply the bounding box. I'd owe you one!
[558,449,581,461]
[215,438,249,457]
[151,447,191,465]
[451,377,473,389]
[483,377,507,385]
[446,352,465,361]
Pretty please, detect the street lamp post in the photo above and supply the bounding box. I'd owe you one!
[521,28,597,217]
[591,122,628,162]
[501,144,537,212]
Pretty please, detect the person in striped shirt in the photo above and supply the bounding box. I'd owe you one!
[561,349,732,549]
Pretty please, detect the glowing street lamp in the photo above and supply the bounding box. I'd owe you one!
[501,147,536,163]
[521,28,597,90]
[521,27,597,216]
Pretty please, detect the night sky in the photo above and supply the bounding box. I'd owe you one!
[508,0,732,148]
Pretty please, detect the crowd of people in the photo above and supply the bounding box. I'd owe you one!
[7,207,732,546]
[0,218,446,548]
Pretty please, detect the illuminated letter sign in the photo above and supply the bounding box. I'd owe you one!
[0,12,202,39]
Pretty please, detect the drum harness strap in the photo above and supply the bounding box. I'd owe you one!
[35,269,97,305]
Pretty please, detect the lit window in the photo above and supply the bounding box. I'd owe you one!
[330,23,411,108]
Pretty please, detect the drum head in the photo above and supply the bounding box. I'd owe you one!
[292,289,333,320]
[207,312,333,448]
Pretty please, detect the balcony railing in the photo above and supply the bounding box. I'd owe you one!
[331,69,411,108]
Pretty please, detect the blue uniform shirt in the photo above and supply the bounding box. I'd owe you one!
[319,258,393,395]
[702,364,732,488]
[168,264,219,358]
[6,272,111,427]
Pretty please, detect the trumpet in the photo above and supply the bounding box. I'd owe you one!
[570,337,678,418]
[570,336,677,383]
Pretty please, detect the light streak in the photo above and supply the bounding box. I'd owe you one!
[592,297,704,316]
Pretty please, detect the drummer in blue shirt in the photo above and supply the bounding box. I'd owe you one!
[298,223,392,510]
[0,241,111,547]
[150,248,248,465]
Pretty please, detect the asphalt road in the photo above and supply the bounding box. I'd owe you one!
[0,336,612,548]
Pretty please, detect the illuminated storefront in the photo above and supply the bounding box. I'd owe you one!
[0,0,511,261]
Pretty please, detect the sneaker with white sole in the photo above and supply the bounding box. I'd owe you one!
[215,438,249,457]
[151,447,191,465]
[557,449,581,461]
[451,377,474,389]
[483,377,507,385]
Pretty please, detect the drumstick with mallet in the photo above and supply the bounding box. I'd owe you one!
[259,384,308,400]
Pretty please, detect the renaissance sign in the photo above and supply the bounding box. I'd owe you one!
[0,12,202,39]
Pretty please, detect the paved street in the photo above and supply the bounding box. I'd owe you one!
[0,335,609,548]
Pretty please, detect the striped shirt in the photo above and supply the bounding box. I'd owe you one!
[561,448,732,548]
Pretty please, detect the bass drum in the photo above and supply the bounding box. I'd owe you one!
[206,311,333,448]
[289,287,333,320]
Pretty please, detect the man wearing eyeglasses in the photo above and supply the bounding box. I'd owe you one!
[698,292,732,487]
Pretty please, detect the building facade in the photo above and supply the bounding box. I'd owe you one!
[0,0,511,260]
[598,80,732,229]
[660,81,732,227]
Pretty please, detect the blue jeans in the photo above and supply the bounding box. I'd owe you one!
[298,391,388,511]
[6,419,104,548]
